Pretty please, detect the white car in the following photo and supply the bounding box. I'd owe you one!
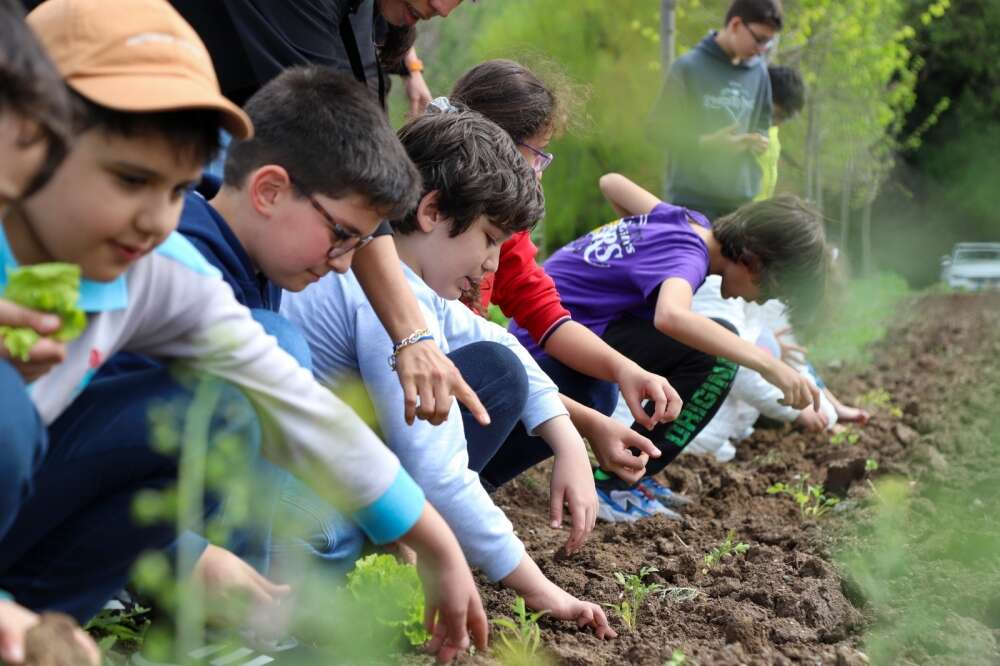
[941,243,1000,291]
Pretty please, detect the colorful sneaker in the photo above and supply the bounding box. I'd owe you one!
[596,487,680,523]
[637,477,694,509]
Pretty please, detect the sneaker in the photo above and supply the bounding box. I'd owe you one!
[596,487,680,523]
[637,477,694,509]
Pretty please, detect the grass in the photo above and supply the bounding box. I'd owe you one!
[808,272,913,367]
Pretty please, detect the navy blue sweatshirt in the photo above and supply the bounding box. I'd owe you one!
[661,32,772,217]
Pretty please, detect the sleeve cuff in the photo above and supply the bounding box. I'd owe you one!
[0,590,12,602]
[536,316,572,348]
[173,531,210,577]
[351,466,426,544]
[480,540,526,583]
[522,392,569,435]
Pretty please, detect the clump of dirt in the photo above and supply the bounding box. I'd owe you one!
[454,293,1000,665]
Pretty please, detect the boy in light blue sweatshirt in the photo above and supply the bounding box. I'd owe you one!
[282,106,616,638]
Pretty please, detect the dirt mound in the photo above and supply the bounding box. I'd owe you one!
[463,292,1000,665]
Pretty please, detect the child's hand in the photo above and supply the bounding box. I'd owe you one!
[614,362,682,430]
[794,407,829,432]
[550,446,598,554]
[774,326,808,366]
[521,585,617,640]
[0,298,66,382]
[402,504,488,663]
[0,599,100,666]
[764,359,821,412]
[394,338,490,427]
[193,544,291,628]
[585,413,660,485]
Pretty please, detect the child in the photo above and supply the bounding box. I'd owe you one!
[755,64,805,201]
[0,2,100,663]
[2,1,485,662]
[659,0,783,219]
[282,107,615,638]
[450,60,685,517]
[508,173,828,520]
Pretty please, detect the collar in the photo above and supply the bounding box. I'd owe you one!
[0,219,128,313]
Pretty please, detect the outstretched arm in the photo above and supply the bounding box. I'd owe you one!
[598,173,662,217]
[352,235,489,426]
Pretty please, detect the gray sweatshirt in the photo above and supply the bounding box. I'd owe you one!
[661,32,772,216]
[281,264,568,581]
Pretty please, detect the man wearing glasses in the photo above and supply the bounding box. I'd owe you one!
[658,0,783,221]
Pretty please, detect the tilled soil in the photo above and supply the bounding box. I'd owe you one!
[463,292,1000,665]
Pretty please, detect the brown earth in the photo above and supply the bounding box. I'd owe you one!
[450,292,1000,665]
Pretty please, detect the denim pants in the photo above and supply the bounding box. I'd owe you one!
[0,310,363,622]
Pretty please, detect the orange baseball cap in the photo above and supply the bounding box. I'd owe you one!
[27,0,253,140]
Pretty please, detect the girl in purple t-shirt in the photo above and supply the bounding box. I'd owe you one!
[505,174,830,522]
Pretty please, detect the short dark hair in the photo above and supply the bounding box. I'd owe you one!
[224,66,420,220]
[0,0,72,197]
[71,90,221,167]
[714,194,829,320]
[768,65,805,117]
[725,0,783,30]
[451,59,578,144]
[393,106,545,237]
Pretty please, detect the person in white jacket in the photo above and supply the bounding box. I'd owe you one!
[283,106,617,638]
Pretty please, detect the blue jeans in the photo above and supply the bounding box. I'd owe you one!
[0,310,362,621]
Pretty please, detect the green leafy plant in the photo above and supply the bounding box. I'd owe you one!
[492,596,550,665]
[830,425,862,446]
[84,604,152,655]
[703,530,750,570]
[767,475,840,519]
[346,553,430,647]
[605,566,664,632]
[866,458,880,472]
[664,648,688,666]
[0,263,87,360]
[857,388,903,418]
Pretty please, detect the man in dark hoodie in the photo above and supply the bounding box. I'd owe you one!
[660,0,784,220]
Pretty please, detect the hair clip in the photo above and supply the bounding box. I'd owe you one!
[428,96,459,114]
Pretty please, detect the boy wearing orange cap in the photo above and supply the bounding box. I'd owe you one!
[0,0,485,662]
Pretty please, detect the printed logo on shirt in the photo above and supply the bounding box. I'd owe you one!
[704,80,753,123]
[573,215,648,268]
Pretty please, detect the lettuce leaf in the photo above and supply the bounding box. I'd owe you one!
[346,553,430,647]
[0,263,87,361]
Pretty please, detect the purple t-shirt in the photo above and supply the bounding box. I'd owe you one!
[512,202,711,356]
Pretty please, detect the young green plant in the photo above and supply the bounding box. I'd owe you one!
[491,596,551,666]
[605,566,664,632]
[703,529,749,571]
[767,475,840,519]
[830,425,861,446]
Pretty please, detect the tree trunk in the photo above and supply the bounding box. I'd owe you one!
[661,0,678,76]
[861,197,873,275]
[839,154,853,252]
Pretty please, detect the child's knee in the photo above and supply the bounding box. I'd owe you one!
[452,341,529,413]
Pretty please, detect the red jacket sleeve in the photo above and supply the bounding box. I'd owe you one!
[481,231,571,346]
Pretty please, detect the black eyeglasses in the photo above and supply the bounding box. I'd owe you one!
[743,22,775,50]
[290,178,375,259]
[517,141,554,175]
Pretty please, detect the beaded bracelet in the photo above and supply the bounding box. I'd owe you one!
[389,328,434,370]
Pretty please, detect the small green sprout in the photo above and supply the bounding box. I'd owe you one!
[830,426,861,446]
[702,529,750,570]
[865,458,880,472]
[664,648,689,666]
[605,566,664,632]
[492,596,550,665]
[856,388,903,418]
[767,475,840,519]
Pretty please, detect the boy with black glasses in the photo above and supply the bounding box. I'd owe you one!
[659,0,784,220]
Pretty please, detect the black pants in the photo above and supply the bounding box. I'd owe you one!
[479,314,738,488]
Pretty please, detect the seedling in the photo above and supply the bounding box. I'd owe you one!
[492,596,550,665]
[346,553,430,647]
[865,458,880,472]
[605,566,664,632]
[767,475,840,519]
[856,388,903,418]
[664,649,689,666]
[703,529,750,570]
[830,425,861,446]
